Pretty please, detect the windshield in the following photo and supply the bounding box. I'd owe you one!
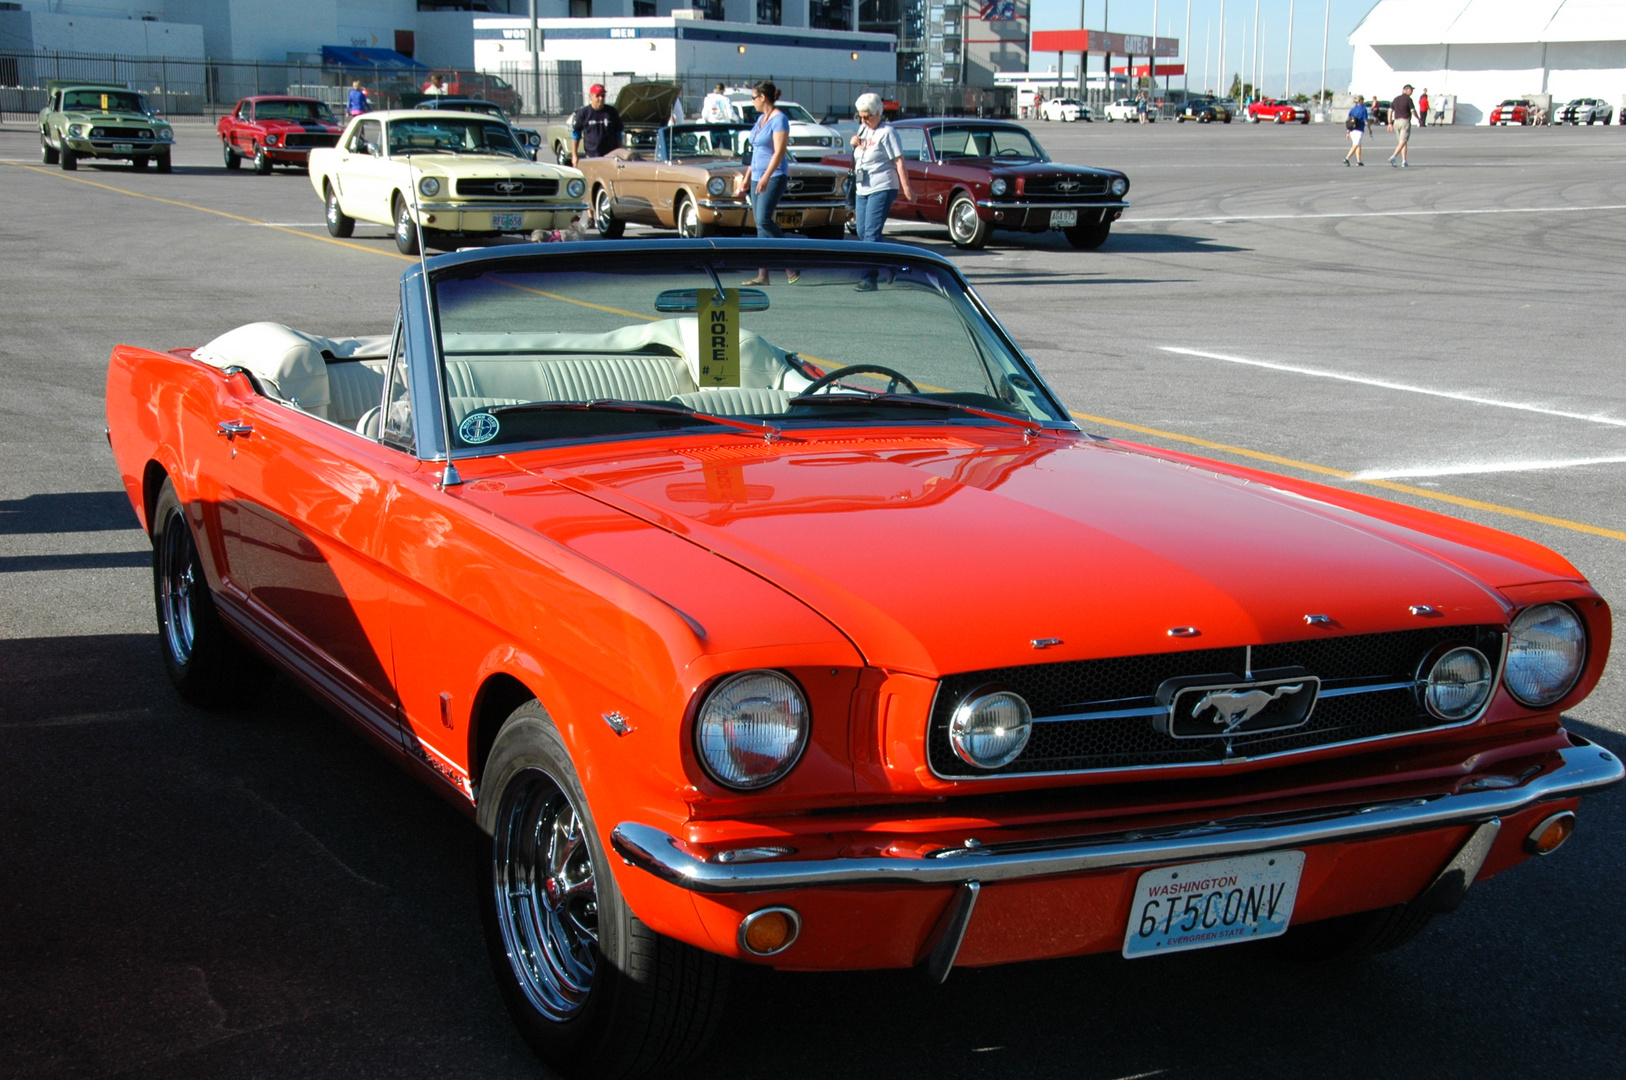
[734,102,815,124]
[257,100,335,122]
[667,125,751,158]
[431,258,1067,452]
[63,89,147,113]
[928,127,1047,162]
[389,117,522,156]
[442,101,504,116]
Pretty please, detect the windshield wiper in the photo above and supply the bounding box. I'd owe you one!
[487,399,782,439]
[787,391,1044,434]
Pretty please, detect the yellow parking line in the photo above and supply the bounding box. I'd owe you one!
[1071,411,1626,544]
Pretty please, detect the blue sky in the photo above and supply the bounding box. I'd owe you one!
[1027,0,1379,94]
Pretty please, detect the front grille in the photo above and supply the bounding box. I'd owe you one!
[455,177,559,197]
[1024,176,1110,198]
[783,176,837,198]
[790,135,831,146]
[91,126,152,138]
[927,625,1505,778]
[282,132,338,149]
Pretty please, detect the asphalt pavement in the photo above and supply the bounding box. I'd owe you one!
[3,115,1625,1079]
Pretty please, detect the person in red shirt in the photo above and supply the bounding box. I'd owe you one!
[1417,88,1430,127]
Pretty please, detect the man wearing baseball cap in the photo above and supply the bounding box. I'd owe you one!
[1388,83,1417,167]
[570,83,623,167]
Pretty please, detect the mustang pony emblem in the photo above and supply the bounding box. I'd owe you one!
[1192,684,1306,734]
[1055,179,1081,193]
[495,179,524,195]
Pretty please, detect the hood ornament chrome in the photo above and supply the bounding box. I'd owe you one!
[1030,637,1062,649]
[1304,614,1333,627]
[1167,627,1200,638]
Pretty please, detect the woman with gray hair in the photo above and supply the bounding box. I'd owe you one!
[848,92,913,291]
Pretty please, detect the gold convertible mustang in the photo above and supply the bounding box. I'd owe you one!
[575,122,852,240]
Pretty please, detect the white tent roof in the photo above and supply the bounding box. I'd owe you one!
[1351,0,1626,46]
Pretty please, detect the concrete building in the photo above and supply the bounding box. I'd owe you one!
[1350,0,1626,125]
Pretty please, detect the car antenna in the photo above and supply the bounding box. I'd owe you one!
[409,153,462,488]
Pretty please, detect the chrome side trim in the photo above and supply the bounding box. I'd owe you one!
[975,200,1131,210]
[610,742,1620,894]
[696,199,847,210]
[1414,818,1501,913]
[920,881,980,983]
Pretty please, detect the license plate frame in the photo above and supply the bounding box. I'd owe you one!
[491,212,525,231]
[1122,851,1305,958]
[776,209,804,228]
[113,143,133,153]
[1049,209,1078,229]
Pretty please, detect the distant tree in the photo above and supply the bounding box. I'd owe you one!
[1229,74,1241,98]
[1291,92,1309,103]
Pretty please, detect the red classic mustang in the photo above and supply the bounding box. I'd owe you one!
[105,240,1619,1078]
[827,118,1129,250]
[217,95,344,174]
[1247,98,1311,124]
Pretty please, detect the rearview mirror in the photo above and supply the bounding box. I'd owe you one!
[655,288,770,313]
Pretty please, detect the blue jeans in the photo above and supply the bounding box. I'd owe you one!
[751,172,789,238]
[854,188,897,244]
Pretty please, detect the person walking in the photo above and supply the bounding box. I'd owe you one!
[1417,87,1430,127]
[346,80,369,118]
[570,83,623,167]
[1136,91,1150,124]
[848,92,914,291]
[701,83,733,123]
[740,82,798,286]
[1388,84,1417,166]
[1343,95,1369,165]
[423,73,449,97]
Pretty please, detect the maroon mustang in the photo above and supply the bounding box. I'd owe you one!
[826,118,1129,250]
[217,95,345,175]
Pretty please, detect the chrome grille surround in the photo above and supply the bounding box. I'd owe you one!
[456,177,560,198]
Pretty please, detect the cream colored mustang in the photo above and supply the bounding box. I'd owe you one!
[309,109,587,255]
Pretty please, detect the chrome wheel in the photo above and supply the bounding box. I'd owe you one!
[325,185,354,237]
[157,508,198,667]
[593,187,624,238]
[946,194,989,249]
[493,766,599,1022]
[394,198,421,255]
[676,197,712,238]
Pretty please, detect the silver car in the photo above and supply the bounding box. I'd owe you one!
[1556,98,1614,125]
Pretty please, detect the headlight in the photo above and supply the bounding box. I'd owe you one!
[418,176,440,197]
[1505,603,1586,706]
[69,124,85,137]
[948,687,1032,769]
[827,135,839,147]
[1420,646,1493,721]
[695,671,809,790]
[265,133,279,146]
[1111,177,1129,196]
[566,177,585,198]
[990,178,1008,196]
[707,176,728,196]
[528,132,541,146]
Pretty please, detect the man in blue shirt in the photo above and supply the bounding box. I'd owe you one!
[1343,96,1370,166]
[570,84,623,167]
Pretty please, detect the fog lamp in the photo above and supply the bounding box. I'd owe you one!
[738,907,800,956]
[948,687,1032,769]
[1420,646,1492,721]
[1525,811,1576,856]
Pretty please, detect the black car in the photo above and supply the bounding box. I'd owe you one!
[1177,96,1233,123]
[411,97,543,159]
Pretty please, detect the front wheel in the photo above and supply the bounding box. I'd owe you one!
[41,135,59,165]
[946,193,990,250]
[60,144,77,171]
[131,155,150,170]
[253,145,272,174]
[155,150,172,173]
[394,196,421,255]
[325,184,355,237]
[478,702,730,1079]
[1064,221,1111,250]
[222,139,240,170]
[594,187,627,239]
[675,195,713,239]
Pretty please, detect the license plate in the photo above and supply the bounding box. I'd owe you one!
[776,209,804,228]
[113,143,133,153]
[1049,209,1078,229]
[491,212,524,231]
[1122,851,1304,958]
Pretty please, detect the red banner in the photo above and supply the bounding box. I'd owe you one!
[1030,29,1179,57]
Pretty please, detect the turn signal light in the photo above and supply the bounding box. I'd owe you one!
[1525,811,1576,856]
[738,907,800,956]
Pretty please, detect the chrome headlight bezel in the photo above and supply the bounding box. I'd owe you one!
[418,176,441,197]
[990,178,1008,196]
[707,176,729,196]
[1418,645,1495,721]
[948,686,1033,769]
[265,133,279,146]
[1111,177,1129,196]
[68,124,85,137]
[693,670,810,791]
[566,177,586,198]
[1505,603,1586,707]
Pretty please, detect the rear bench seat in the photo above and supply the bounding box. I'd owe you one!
[191,322,389,429]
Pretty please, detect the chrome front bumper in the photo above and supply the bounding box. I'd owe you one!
[612,739,1620,895]
[975,199,1131,212]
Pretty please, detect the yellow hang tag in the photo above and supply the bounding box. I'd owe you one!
[698,289,741,388]
[101,93,110,111]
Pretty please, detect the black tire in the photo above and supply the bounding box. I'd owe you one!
[595,186,627,239]
[60,144,77,171]
[325,183,355,238]
[222,139,240,170]
[253,144,272,174]
[804,223,844,240]
[946,193,990,250]
[394,195,422,255]
[478,702,730,1079]
[1275,903,1434,961]
[131,155,150,170]
[151,479,267,708]
[555,140,571,166]
[1063,221,1111,250]
[1224,115,1232,124]
[1177,116,1186,123]
[41,136,59,165]
[155,150,172,174]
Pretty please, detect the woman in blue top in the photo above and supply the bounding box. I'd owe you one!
[347,80,369,118]
[742,82,797,285]
[1343,95,1370,166]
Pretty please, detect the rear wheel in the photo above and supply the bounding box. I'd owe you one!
[478,702,730,1079]
[41,135,59,164]
[594,187,627,239]
[1064,221,1111,250]
[394,195,422,255]
[151,480,267,708]
[253,144,272,174]
[325,183,355,237]
[222,139,240,170]
[674,195,712,239]
[60,144,77,171]
[946,193,990,250]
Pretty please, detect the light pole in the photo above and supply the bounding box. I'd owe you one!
[1183,0,1191,97]
[1251,0,1261,100]
[529,0,540,119]
[1319,0,1331,118]
[1151,0,1158,97]
[1286,0,1296,99]
[1218,0,1226,97]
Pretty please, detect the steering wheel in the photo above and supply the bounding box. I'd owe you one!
[800,364,920,396]
[994,148,1025,158]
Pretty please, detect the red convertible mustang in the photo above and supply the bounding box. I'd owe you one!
[106,240,1619,1078]
[1247,98,1311,124]
[217,95,344,174]
[827,119,1129,250]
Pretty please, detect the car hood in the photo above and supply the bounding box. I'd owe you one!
[989,161,1125,182]
[400,154,562,176]
[476,434,1577,677]
[616,81,681,125]
[64,110,154,123]
[260,118,343,132]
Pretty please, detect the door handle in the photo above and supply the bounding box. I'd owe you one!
[217,420,253,439]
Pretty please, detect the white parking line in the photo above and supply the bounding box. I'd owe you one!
[1128,203,1626,223]
[1160,347,1626,428]
[1355,455,1626,480]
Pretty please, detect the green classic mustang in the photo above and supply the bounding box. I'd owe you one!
[39,81,175,172]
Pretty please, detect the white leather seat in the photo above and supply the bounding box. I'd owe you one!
[191,323,391,424]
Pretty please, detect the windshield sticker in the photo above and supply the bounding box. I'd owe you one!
[698,288,741,388]
[459,412,501,444]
